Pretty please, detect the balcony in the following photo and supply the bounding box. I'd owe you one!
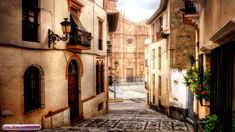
[67,29,92,51]
[67,12,92,51]
[180,1,199,25]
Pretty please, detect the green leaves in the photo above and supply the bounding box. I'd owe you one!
[184,65,211,101]
[200,114,222,132]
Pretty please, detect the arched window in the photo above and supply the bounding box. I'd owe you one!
[24,65,44,112]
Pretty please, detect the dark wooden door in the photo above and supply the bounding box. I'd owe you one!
[210,42,235,131]
[126,68,134,82]
[68,60,79,124]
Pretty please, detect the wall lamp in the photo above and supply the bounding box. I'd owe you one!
[48,18,71,48]
[108,60,119,71]
[114,60,119,70]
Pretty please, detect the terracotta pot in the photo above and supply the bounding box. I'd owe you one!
[200,99,210,106]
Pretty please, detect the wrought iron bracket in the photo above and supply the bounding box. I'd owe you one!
[48,29,68,48]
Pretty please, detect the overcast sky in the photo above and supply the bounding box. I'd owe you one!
[117,0,160,22]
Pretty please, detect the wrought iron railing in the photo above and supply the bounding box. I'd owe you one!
[68,29,92,48]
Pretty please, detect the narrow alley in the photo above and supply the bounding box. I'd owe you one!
[39,85,193,131]
[1,0,235,131]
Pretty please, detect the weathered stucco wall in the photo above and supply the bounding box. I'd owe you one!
[0,47,70,126]
[170,69,188,109]
[199,0,235,48]
[0,0,108,128]
[150,39,170,107]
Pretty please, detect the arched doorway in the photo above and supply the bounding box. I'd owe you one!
[68,60,79,124]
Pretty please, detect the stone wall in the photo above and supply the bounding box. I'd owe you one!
[169,0,195,69]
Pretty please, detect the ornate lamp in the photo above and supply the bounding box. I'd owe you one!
[48,18,71,47]
[114,60,119,70]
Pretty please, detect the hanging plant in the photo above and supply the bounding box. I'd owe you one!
[184,55,211,101]
[184,66,211,101]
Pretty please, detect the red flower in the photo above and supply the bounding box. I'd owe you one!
[201,91,206,95]
[204,84,209,87]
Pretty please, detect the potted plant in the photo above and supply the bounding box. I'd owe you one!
[232,111,235,131]
[200,114,222,132]
[88,33,93,41]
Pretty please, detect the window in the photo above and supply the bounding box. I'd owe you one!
[153,95,155,105]
[166,78,168,93]
[158,76,161,97]
[98,20,103,50]
[152,74,155,94]
[159,16,163,29]
[96,60,105,94]
[98,102,103,111]
[166,42,168,59]
[151,24,154,42]
[22,0,40,42]
[152,74,155,105]
[158,47,161,70]
[152,49,155,69]
[24,65,44,113]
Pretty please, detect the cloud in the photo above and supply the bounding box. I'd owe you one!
[117,0,160,22]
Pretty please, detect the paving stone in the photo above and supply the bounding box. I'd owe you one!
[38,98,194,132]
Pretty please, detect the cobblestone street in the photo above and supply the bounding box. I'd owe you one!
[39,98,194,132]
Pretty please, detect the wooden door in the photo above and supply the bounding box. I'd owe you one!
[68,60,79,124]
[126,68,134,82]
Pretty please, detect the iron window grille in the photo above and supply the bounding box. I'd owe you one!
[24,65,44,113]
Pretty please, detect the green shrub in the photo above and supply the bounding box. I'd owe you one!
[200,114,222,132]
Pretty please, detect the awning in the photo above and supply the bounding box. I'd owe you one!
[70,9,88,32]
[107,12,119,32]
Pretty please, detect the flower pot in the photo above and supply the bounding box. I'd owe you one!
[200,99,210,106]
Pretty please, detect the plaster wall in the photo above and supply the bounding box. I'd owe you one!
[169,69,188,109]
[199,0,235,48]
[149,39,170,107]
[0,0,108,128]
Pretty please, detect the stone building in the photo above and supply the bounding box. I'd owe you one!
[108,8,150,85]
[145,0,195,120]
[0,0,111,129]
[181,0,235,131]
